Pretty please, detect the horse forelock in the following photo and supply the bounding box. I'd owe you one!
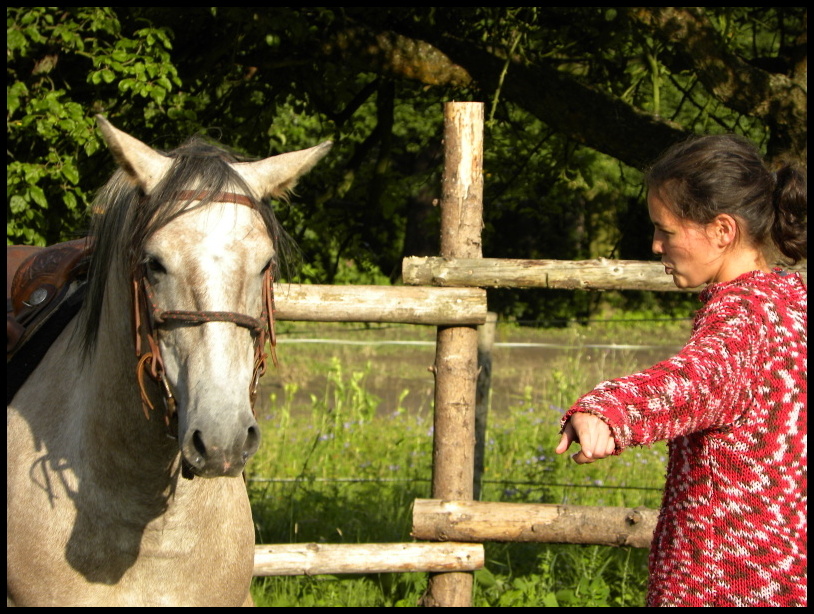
[77,137,295,358]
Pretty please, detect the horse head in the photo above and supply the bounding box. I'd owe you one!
[96,116,331,478]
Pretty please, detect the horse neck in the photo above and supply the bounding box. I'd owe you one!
[81,267,180,481]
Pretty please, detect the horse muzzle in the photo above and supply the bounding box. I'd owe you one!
[180,414,261,478]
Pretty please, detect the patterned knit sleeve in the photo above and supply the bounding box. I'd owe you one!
[561,288,766,451]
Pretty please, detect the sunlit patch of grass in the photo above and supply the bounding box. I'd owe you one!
[248,341,668,606]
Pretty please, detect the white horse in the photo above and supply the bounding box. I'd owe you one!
[7,117,330,606]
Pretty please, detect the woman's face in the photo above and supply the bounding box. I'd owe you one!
[647,193,725,289]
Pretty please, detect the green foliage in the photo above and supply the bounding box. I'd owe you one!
[7,7,194,245]
[7,7,803,319]
[247,344,667,606]
[473,546,646,607]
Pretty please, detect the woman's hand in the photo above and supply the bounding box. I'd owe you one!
[556,412,616,464]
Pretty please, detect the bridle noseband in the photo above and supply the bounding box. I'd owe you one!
[132,191,278,427]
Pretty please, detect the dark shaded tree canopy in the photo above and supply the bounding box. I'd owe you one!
[7,7,806,321]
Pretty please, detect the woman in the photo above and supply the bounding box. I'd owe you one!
[556,134,806,606]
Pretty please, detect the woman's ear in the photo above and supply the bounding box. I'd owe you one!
[711,213,739,248]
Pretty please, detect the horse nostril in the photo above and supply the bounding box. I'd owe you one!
[191,430,207,466]
[243,425,260,462]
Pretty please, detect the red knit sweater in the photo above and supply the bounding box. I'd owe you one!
[563,270,807,607]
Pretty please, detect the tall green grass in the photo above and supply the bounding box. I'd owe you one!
[247,351,668,607]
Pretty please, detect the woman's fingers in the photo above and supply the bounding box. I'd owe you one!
[555,421,575,455]
[557,412,616,463]
[605,435,617,457]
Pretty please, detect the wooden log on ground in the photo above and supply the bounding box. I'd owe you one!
[412,499,658,549]
[403,257,808,292]
[272,284,487,324]
[253,542,484,576]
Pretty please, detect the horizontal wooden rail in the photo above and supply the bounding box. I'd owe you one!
[403,257,808,292]
[412,499,658,549]
[272,284,487,325]
[253,542,484,576]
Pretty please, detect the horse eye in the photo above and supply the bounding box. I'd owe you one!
[261,259,273,274]
[146,257,167,275]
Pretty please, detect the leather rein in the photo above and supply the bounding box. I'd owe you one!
[132,191,277,428]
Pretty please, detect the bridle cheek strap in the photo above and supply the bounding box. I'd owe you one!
[252,266,278,407]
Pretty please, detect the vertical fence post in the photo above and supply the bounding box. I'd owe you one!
[420,102,484,607]
[474,311,497,501]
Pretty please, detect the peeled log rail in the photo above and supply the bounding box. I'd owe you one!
[253,542,484,576]
[272,283,487,325]
[412,499,658,549]
[403,257,808,292]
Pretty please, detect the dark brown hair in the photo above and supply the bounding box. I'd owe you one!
[645,134,807,264]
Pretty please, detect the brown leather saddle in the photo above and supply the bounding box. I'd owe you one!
[7,239,91,401]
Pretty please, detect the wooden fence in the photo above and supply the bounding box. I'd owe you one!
[253,102,807,606]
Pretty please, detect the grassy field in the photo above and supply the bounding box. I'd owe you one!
[246,319,692,606]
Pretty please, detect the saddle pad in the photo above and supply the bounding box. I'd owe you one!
[7,282,86,405]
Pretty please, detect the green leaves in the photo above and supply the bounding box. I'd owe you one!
[6,7,804,322]
[7,8,189,245]
[88,26,180,105]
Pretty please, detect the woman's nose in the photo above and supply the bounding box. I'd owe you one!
[652,237,663,255]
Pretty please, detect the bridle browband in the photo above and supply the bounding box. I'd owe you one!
[132,191,278,428]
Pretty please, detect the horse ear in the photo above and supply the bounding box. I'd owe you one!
[233,141,332,201]
[96,115,173,194]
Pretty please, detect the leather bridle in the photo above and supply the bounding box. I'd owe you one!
[132,191,278,427]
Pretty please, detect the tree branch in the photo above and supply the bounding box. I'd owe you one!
[321,26,472,88]
[421,34,690,170]
[627,7,806,158]
[329,19,691,169]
